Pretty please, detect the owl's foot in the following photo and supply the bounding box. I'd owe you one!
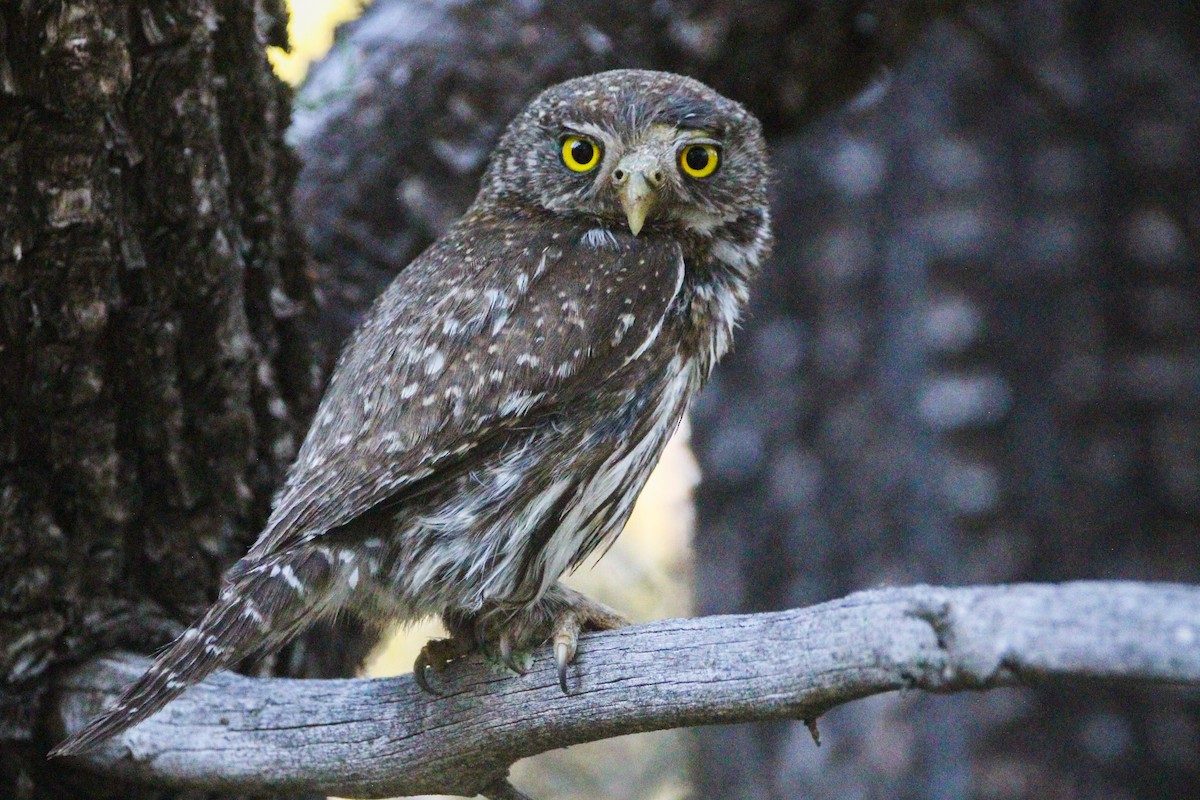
[418,586,629,695]
[476,583,628,693]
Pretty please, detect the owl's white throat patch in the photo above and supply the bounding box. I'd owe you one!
[674,207,726,235]
[581,227,620,250]
[710,238,760,272]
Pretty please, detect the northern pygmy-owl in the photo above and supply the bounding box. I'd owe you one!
[54,68,771,756]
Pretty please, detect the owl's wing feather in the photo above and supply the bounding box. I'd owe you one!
[249,213,684,559]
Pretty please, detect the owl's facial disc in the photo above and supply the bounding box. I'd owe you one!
[605,125,720,236]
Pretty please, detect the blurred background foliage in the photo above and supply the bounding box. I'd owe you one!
[269,0,362,85]
[277,2,1199,799]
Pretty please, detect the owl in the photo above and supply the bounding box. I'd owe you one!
[53,68,771,756]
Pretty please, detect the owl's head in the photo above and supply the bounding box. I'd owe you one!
[479,70,768,237]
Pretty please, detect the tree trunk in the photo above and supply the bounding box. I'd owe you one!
[0,1,323,797]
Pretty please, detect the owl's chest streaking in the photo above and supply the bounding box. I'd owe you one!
[279,210,757,619]
[374,333,698,617]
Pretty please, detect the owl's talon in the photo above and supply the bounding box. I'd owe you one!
[552,615,581,693]
[413,655,444,696]
[550,591,628,695]
[413,634,474,695]
[413,646,447,696]
[498,634,528,675]
[554,639,574,694]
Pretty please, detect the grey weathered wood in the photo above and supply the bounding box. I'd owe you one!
[52,581,1200,798]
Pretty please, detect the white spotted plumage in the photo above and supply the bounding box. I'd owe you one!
[54,68,770,757]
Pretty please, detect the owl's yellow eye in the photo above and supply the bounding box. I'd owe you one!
[561,136,602,172]
[680,143,720,178]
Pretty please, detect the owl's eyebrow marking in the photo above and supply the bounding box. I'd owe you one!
[644,124,720,150]
[560,121,610,142]
[676,129,719,144]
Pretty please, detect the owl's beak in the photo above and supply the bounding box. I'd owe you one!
[612,155,663,236]
[617,175,656,236]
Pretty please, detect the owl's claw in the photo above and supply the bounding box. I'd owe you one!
[470,585,630,694]
[413,634,475,695]
[553,619,579,693]
[498,634,528,675]
[550,594,629,695]
[413,650,443,696]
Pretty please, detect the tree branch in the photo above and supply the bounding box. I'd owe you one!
[52,581,1200,798]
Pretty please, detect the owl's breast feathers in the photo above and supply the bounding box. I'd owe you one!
[249,206,764,608]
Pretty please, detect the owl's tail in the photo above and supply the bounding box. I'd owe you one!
[50,552,332,757]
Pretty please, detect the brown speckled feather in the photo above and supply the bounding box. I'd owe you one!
[253,209,686,559]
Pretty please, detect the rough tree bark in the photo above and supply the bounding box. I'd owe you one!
[0,1,320,797]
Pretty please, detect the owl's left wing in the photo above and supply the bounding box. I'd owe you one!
[249,219,685,559]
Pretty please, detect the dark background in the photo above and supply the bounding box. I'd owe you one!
[691,4,1200,798]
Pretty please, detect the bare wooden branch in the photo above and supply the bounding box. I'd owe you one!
[52,581,1200,798]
